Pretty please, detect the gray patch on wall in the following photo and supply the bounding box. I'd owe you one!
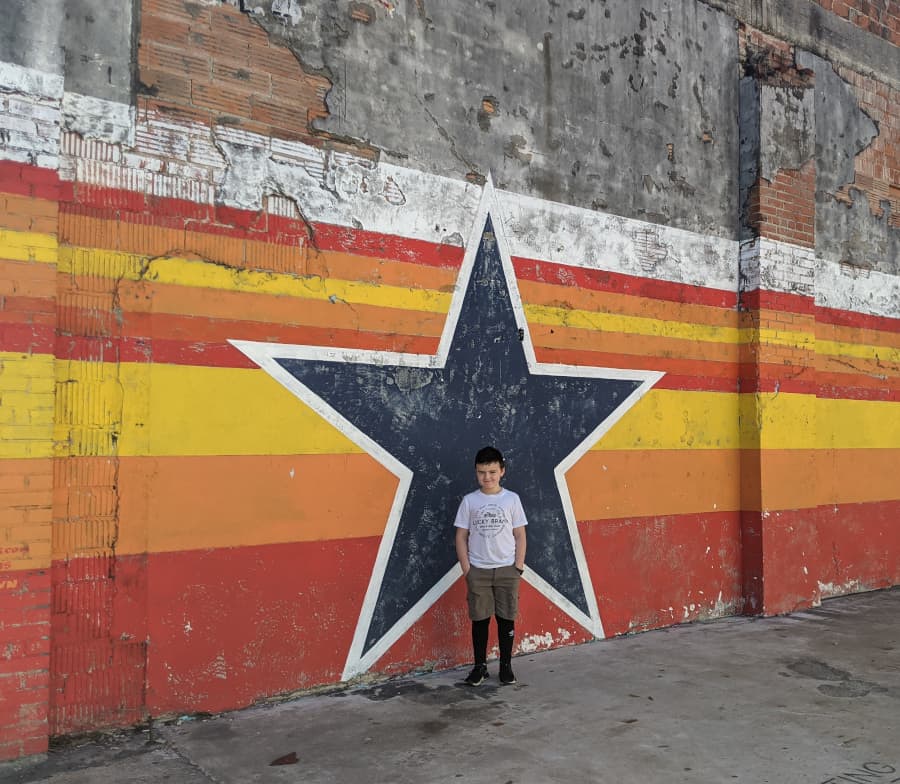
[0,1,66,75]
[0,0,134,104]
[796,50,898,276]
[758,83,814,182]
[244,0,741,240]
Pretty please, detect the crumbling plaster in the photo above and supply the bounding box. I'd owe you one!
[796,51,897,276]
[245,0,741,240]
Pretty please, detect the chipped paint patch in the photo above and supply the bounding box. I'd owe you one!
[818,579,864,600]
[517,631,556,654]
[62,92,135,146]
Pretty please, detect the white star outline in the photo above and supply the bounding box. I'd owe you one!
[230,179,665,680]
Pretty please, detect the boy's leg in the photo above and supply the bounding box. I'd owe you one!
[472,617,490,665]
[493,566,521,684]
[496,616,515,663]
[464,567,494,685]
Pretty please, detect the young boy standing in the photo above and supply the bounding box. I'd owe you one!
[454,446,527,685]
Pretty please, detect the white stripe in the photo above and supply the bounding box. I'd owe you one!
[494,188,739,293]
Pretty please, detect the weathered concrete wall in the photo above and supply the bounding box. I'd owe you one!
[0,1,66,75]
[246,0,740,238]
[797,50,898,274]
[1,0,134,100]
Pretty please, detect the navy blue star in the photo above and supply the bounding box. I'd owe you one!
[266,216,648,670]
[232,206,662,677]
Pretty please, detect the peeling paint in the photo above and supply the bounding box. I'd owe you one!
[517,631,556,653]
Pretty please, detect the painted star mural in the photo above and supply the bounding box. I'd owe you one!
[232,188,662,679]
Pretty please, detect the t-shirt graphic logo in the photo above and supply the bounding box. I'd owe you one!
[474,504,505,538]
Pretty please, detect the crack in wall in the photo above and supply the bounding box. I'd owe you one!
[417,96,482,183]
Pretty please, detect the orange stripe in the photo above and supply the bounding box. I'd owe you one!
[820,449,900,505]
[122,311,440,355]
[567,448,900,519]
[818,352,900,379]
[529,322,741,363]
[567,450,742,520]
[0,258,58,296]
[533,345,737,381]
[111,277,448,336]
[518,279,739,330]
[815,368,900,393]
[0,192,58,234]
[817,319,900,351]
[116,453,398,555]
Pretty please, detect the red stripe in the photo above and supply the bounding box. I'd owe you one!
[816,304,900,334]
[0,321,56,354]
[740,288,815,315]
[61,185,465,267]
[738,374,818,395]
[740,499,900,615]
[512,256,738,309]
[118,537,379,714]
[579,510,743,636]
[0,161,74,202]
[311,222,464,267]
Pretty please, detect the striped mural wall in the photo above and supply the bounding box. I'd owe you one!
[1,61,899,741]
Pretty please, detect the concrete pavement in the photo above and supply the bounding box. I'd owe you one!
[6,587,900,784]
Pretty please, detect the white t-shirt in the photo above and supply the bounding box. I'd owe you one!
[454,488,528,568]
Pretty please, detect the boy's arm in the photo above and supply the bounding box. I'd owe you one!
[455,527,471,575]
[513,525,526,571]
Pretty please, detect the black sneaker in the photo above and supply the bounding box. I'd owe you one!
[499,662,516,684]
[464,664,488,686]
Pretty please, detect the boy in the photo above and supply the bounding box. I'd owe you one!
[454,446,527,685]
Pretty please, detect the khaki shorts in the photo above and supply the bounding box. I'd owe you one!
[465,565,522,621]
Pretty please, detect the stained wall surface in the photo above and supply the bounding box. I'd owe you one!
[0,0,897,761]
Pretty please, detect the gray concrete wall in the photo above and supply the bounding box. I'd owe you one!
[246,0,741,239]
[0,0,134,101]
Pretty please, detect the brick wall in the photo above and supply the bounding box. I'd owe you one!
[747,162,817,249]
[0,164,62,759]
[813,0,900,45]
[138,0,341,148]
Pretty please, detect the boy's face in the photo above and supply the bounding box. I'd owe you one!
[475,461,505,494]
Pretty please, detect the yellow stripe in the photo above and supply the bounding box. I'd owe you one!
[816,397,900,449]
[46,361,896,457]
[525,303,820,350]
[117,363,362,457]
[594,390,742,450]
[0,229,58,263]
[57,246,450,313]
[0,353,55,458]
[525,303,742,344]
[595,389,900,451]
[818,339,900,364]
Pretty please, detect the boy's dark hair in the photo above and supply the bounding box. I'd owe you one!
[475,446,505,467]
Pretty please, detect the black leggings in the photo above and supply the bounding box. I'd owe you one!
[472,616,515,665]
